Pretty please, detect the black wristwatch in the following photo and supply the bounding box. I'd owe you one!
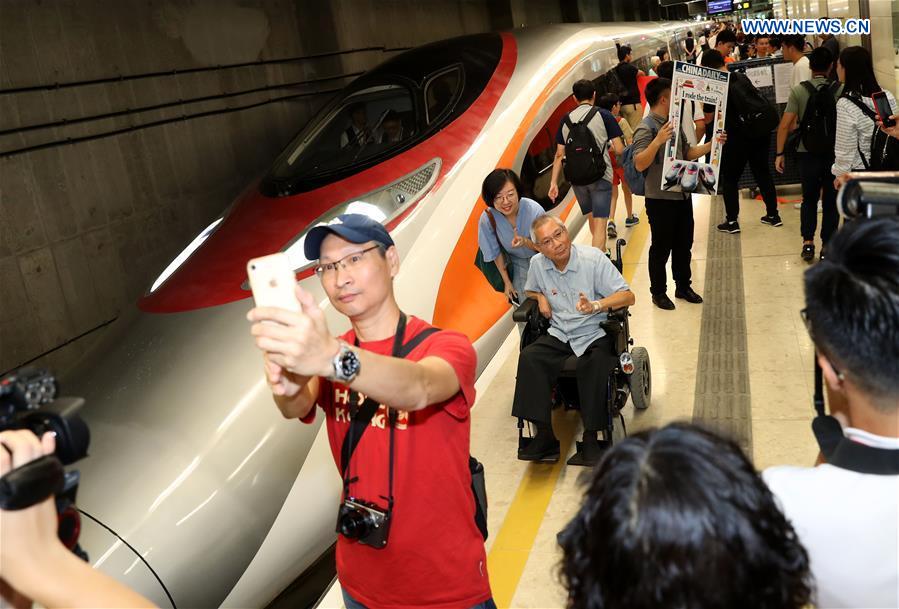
[330,341,361,383]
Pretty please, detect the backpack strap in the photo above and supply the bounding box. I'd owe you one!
[799,80,817,96]
[840,91,878,120]
[840,92,879,169]
[580,106,600,126]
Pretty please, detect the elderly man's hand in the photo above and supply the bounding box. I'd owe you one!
[248,284,339,379]
[576,292,598,315]
[537,294,552,319]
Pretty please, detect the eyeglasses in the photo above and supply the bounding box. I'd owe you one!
[314,245,382,277]
[493,190,518,205]
[538,228,566,248]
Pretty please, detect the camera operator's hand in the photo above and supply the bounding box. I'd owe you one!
[248,284,340,379]
[0,430,156,608]
[0,430,59,582]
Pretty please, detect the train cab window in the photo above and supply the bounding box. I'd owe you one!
[275,84,415,182]
[425,68,461,124]
[519,97,577,211]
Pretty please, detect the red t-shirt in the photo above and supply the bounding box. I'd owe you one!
[301,316,491,609]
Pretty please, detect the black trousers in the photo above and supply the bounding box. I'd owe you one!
[512,334,616,432]
[720,136,778,221]
[797,152,839,244]
[645,197,694,296]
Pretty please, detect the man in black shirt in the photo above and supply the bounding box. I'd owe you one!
[614,45,645,131]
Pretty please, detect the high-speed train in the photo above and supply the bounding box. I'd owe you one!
[66,21,704,608]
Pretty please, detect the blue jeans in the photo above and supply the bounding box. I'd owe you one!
[342,588,497,609]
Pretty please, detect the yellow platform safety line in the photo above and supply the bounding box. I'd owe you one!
[486,216,650,608]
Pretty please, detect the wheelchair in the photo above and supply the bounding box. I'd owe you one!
[512,239,652,458]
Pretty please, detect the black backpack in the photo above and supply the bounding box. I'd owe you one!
[594,68,628,99]
[562,107,607,186]
[841,92,899,171]
[797,80,840,155]
[732,73,779,135]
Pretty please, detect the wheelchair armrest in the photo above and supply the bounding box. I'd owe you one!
[599,307,628,336]
[606,307,628,322]
[513,297,539,323]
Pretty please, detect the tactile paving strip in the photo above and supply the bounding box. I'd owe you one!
[692,197,752,455]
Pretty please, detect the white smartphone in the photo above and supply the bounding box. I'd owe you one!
[246,253,300,312]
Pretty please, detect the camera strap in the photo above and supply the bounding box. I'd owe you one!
[339,313,441,496]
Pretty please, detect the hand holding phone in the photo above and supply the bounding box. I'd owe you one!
[247,254,338,379]
[247,253,300,313]
[872,92,896,128]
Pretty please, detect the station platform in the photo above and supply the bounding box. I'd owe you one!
[320,187,822,609]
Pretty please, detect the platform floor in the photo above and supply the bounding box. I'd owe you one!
[320,188,821,609]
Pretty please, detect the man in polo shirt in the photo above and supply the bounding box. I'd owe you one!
[512,215,635,466]
[548,79,625,253]
[763,217,899,609]
[247,214,494,609]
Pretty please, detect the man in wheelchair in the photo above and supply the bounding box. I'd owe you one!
[513,216,635,466]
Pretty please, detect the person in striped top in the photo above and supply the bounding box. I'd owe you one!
[832,47,898,187]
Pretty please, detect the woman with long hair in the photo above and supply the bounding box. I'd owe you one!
[832,46,898,185]
[476,168,544,305]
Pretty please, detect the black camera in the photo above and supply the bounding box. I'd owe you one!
[0,367,91,560]
[837,172,899,219]
[336,498,392,549]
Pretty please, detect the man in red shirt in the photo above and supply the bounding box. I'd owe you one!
[247,214,494,609]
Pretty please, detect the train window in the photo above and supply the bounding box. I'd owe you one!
[425,67,462,124]
[275,84,416,182]
[519,96,577,211]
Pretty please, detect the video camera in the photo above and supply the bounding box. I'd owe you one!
[0,367,91,560]
[837,171,899,219]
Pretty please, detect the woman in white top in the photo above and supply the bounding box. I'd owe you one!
[832,46,898,186]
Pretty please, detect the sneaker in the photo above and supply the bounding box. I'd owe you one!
[607,221,617,239]
[674,286,703,303]
[518,432,561,463]
[801,243,815,262]
[717,220,741,234]
[761,214,783,227]
[625,214,640,227]
[652,293,676,310]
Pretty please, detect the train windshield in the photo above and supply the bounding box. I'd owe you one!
[276,84,416,182]
[262,33,503,196]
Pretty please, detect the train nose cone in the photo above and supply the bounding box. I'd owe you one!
[63,299,327,608]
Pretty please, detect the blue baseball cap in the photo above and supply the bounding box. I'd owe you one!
[303,214,395,260]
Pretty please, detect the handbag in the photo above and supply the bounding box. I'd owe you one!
[474,210,513,293]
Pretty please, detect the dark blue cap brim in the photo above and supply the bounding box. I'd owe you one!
[303,224,392,261]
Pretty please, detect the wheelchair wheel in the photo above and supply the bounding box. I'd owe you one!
[629,346,651,410]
